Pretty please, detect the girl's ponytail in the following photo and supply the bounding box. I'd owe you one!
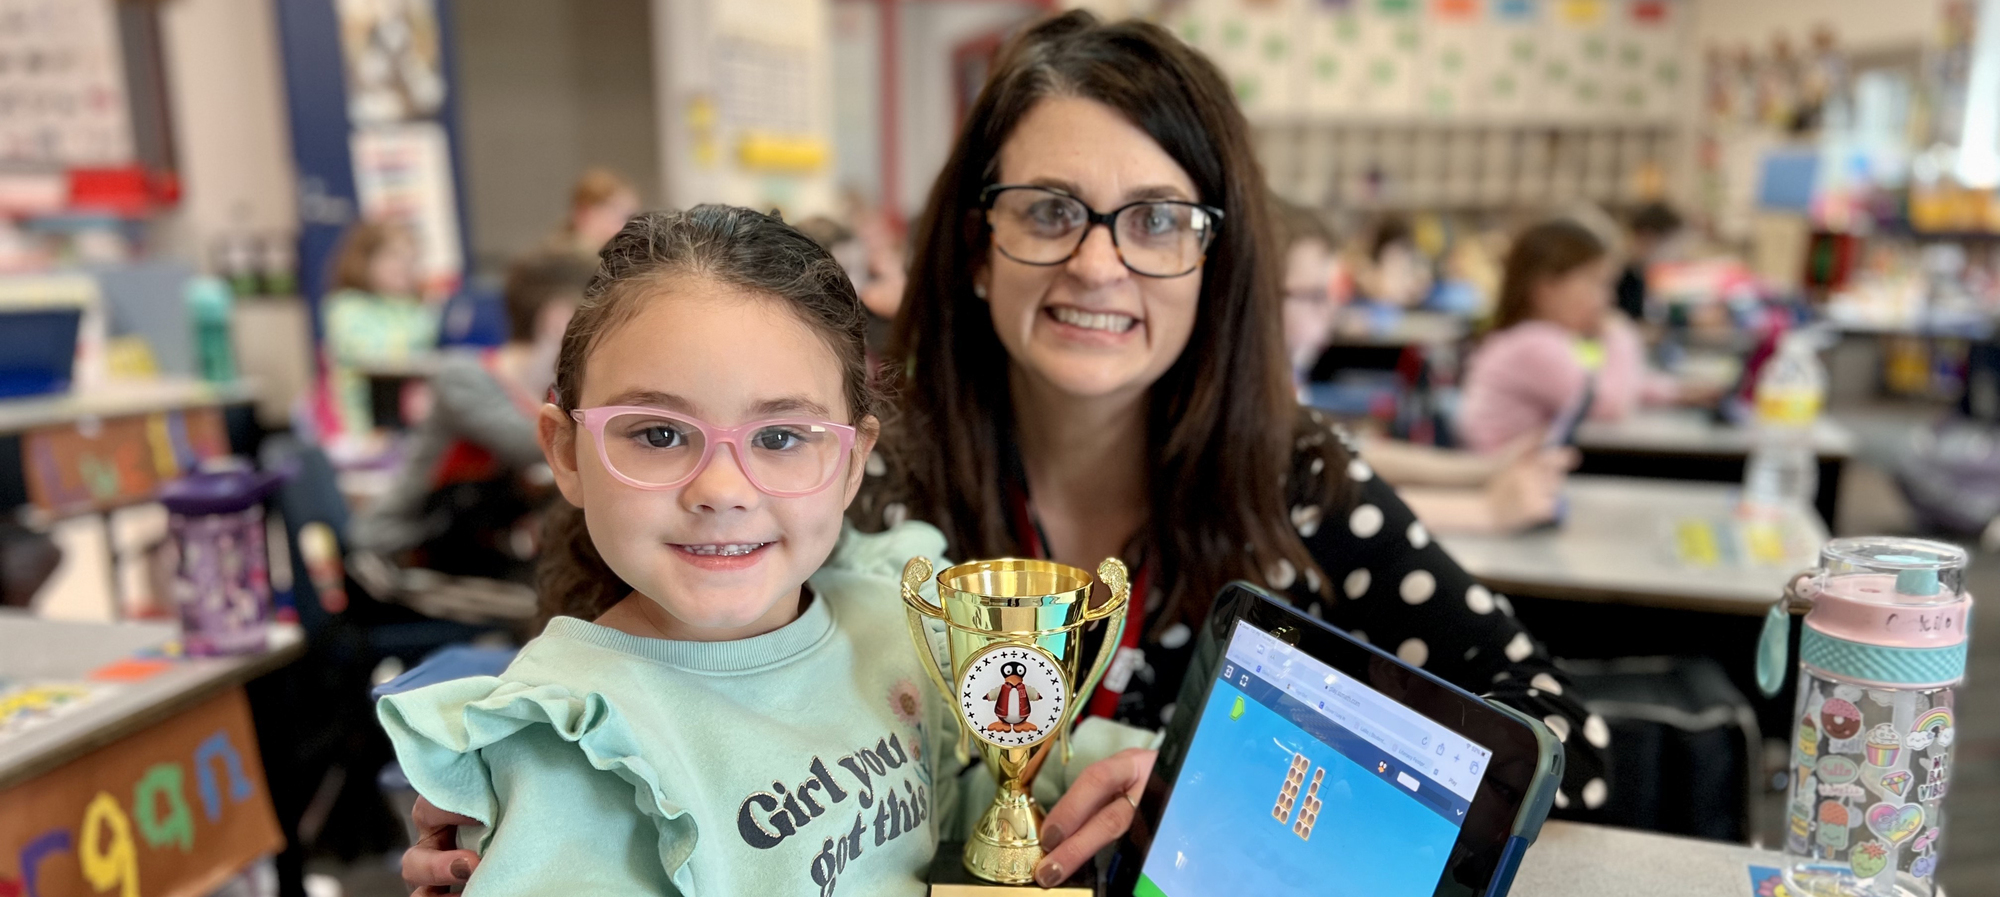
[534,501,628,630]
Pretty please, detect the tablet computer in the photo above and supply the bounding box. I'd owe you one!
[1113,584,1562,897]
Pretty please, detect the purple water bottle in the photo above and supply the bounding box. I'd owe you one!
[159,469,285,655]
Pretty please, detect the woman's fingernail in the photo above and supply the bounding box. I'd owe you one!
[1035,860,1065,888]
[1041,824,1065,847]
[451,858,473,881]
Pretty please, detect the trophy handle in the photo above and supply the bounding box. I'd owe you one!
[901,556,973,765]
[1060,558,1131,763]
[1084,557,1131,622]
[901,557,951,696]
[902,556,943,618]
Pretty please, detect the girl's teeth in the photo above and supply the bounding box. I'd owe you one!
[683,543,766,556]
[1050,307,1137,333]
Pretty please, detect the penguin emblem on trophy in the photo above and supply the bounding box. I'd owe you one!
[986,661,1043,734]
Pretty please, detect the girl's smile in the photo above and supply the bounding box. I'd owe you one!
[669,540,776,570]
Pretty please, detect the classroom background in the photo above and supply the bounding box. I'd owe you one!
[0,0,1997,896]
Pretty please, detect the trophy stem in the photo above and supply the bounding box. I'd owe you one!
[966,778,1046,884]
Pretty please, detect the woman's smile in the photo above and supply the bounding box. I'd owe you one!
[1043,304,1144,343]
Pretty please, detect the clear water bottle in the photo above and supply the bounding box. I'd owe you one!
[1743,332,1827,518]
[1757,538,1972,897]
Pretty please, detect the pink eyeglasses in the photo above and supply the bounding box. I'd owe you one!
[569,406,859,497]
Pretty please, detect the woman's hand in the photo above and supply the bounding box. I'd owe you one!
[401,797,480,895]
[1033,748,1155,888]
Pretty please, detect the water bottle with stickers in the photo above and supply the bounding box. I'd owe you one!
[1757,538,1970,897]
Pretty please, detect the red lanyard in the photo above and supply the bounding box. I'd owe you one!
[1008,490,1149,720]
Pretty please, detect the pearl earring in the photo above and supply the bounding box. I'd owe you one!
[973,283,988,299]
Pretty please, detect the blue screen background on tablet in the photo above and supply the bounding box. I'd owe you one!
[1136,623,1488,897]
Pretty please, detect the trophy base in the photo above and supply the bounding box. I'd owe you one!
[929,842,1096,895]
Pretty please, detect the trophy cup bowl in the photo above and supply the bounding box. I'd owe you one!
[902,556,1130,885]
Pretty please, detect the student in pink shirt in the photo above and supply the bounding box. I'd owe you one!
[1457,219,1680,453]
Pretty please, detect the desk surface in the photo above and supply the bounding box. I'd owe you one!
[1515,821,1781,896]
[0,614,303,791]
[1324,310,1467,348]
[0,378,260,435]
[1575,408,1855,460]
[1435,477,1825,615]
[352,354,442,380]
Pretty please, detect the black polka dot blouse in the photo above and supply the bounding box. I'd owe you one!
[852,405,1611,818]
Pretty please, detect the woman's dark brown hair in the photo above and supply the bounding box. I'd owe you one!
[537,205,877,628]
[328,220,412,294]
[1491,219,1609,332]
[879,10,1335,630]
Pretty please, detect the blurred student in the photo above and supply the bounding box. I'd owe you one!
[796,204,907,361]
[349,255,592,580]
[1616,202,1684,322]
[1352,215,1433,309]
[1457,219,1683,453]
[321,220,438,438]
[1274,199,1570,534]
[545,167,640,261]
[1273,199,1346,392]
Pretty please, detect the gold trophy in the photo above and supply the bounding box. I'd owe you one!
[901,556,1130,885]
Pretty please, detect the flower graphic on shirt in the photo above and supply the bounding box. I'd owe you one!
[888,678,924,726]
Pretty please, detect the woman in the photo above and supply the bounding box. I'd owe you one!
[403,13,1609,891]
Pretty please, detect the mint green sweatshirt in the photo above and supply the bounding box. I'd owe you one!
[378,522,1156,896]
[378,522,962,895]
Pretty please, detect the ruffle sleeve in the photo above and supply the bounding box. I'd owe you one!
[376,677,701,884]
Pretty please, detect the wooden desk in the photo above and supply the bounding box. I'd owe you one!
[1573,408,1854,525]
[1514,821,1785,896]
[0,614,303,791]
[1435,476,1825,616]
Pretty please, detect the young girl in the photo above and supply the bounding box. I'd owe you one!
[1455,219,1681,452]
[320,220,438,439]
[379,206,1142,895]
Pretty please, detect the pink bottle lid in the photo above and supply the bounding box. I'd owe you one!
[1806,573,1969,649]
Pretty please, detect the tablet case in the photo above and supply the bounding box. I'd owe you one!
[1114,583,1565,897]
[1479,701,1563,897]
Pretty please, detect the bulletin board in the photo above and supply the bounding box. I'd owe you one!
[0,0,135,166]
[1164,0,1688,123]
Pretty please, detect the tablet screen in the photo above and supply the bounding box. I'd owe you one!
[1135,619,1493,897]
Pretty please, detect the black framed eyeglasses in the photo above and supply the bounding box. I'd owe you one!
[979,184,1223,278]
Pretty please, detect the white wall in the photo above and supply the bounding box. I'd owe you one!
[831,1,884,205]
[896,2,1037,219]
[451,0,660,274]
[155,0,298,269]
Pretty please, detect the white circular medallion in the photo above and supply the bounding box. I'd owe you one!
[956,644,1068,749]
